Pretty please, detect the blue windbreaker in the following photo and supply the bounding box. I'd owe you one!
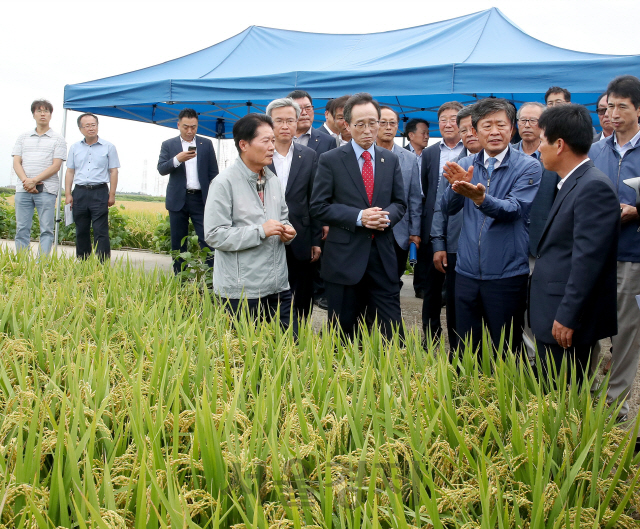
[589,135,640,263]
[441,147,542,280]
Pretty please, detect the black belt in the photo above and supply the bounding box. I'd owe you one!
[186,189,202,194]
[76,183,107,190]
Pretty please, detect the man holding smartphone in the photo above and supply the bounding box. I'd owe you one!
[157,108,219,275]
[12,99,67,256]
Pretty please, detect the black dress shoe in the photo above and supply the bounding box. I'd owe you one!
[415,289,424,299]
[313,297,328,310]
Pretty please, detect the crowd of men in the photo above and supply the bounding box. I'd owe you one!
[11,76,640,441]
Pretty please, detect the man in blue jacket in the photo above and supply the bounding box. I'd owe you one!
[441,98,542,354]
[589,75,640,422]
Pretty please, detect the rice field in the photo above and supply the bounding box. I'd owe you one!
[3,196,166,215]
[0,250,639,528]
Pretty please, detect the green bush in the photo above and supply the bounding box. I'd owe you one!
[0,250,638,528]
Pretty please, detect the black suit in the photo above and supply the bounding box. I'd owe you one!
[303,128,337,157]
[268,143,319,320]
[417,142,447,339]
[157,135,219,274]
[530,161,619,384]
[310,143,407,338]
[528,164,560,257]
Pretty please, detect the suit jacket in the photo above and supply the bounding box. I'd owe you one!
[420,141,443,240]
[390,144,422,250]
[310,143,407,285]
[157,135,219,211]
[268,143,320,262]
[305,128,337,157]
[529,161,619,345]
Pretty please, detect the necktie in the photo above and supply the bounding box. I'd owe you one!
[361,151,374,204]
[487,157,496,179]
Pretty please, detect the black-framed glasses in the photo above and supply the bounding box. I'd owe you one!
[353,121,379,130]
[596,108,607,116]
[517,118,539,126]
[379,120,398,128]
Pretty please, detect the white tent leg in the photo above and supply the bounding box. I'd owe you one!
[54,108,68,251]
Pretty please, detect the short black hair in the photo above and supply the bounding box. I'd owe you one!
[471,98,516,131]
[405,118,429,137]
[607,75,640,109]
[287,90,313,104]
[178,108,198,121]
[330,95,350,118]
[31,99,53,114]
[325,99,334,113]
[596,92,608,107]
[77,113,99,127]
[456,105,474,127]
[538,104,593,156]
[379,105,399,121]
[343,93,380,124]
[544,86,571,104]
[232,114,273,154]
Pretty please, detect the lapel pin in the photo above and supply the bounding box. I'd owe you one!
[381,158,385,163]
[299,155,302,158]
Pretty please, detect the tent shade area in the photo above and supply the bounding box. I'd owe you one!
[63,7,640,138]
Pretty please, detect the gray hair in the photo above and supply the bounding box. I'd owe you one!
[516,102,546,119]
[266,97,300,119]
[456,104,474,127]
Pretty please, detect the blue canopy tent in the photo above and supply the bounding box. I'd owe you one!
[63,7,640,139]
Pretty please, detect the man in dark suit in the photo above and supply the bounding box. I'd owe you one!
[266,97,320,320]
[530,104,619,386]
[287,90,337,156]
[157,108,219,274]
[593,93,614,143]
[418,102,464,340]
[310,93,407,339]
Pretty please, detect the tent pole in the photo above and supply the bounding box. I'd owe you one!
[54,108,68,252]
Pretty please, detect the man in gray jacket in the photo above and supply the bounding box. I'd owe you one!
[204,114,296,328]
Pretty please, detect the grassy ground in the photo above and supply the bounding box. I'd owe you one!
[1,250,639,528]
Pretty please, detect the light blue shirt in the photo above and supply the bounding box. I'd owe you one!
[438,140,464,177]
[67,137,120,185]
[614,129,640,158]
[352,140,377,226]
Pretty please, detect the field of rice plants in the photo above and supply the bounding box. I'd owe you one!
[1,249,639,528]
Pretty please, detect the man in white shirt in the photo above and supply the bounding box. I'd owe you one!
[157,108,219,275]
[266,98,321,320]
[12,99,67,256]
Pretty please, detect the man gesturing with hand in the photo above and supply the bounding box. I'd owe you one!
[310,93,406,340]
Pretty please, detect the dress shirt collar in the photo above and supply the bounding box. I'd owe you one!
[440,139,463,152]
[295,126,312,139]
[180,136,196,145]
[614,128,640,149]
[323,123,338,138]
[273,141,294,161]
[81,136,103,146]
[557,158,590,190]
[351,140,375,163]
[515,140,540,159]
[31,127,53,137]
[482,145,509,169]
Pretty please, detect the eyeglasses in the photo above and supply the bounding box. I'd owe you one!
[378,120,398,128]
[517,118,539,126]
[596,108,608,116]
[81,123,98,129]
[439,117,457,124]
[273,118,297,125]
[352,121,379,130]
[299,105,313,113]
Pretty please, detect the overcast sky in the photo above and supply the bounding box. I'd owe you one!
[1,0,639,195]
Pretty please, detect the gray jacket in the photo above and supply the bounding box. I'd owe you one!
[204,157,293,299]
[391,144,422,250]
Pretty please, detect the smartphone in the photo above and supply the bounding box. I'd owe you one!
[35,184,44,193]
[188,146,197,152]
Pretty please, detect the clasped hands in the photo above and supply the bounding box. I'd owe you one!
[22,178,41,193]
[443,162,486,205]
[361,207,390,231]
[262,219,296,242]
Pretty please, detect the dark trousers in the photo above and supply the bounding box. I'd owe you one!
[444,253,459,352]
[169,191,213,275]
[413,219,430,293]
[394,240,409,281]
[536,341,596,389]
[286,246,314,321]
[421,241,445,340]
[455,273,528,355]
[73,184,110,261]
[325,240,403,341]
[224,289,293,331]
